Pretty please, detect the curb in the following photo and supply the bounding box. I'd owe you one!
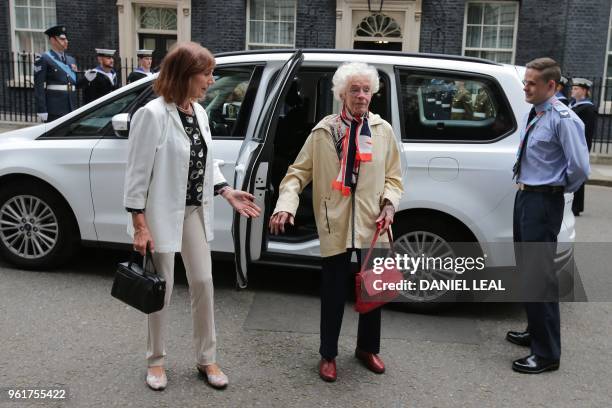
[587,179,612,187]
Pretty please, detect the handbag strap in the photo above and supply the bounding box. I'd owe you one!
[361,224,395,272]
[128,242,159,276]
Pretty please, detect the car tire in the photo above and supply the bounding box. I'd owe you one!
[0,180,79,269]
[389,216,481,313]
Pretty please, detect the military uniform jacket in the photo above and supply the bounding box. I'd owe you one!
[571,100,597,151]
[80,68,119,104]
[127,69,152,84]
[34,50,78,116]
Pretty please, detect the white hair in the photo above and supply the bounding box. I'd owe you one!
[331,62,380,102]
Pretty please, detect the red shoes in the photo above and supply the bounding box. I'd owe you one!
[319,358,337,382]
[355,348,386,374]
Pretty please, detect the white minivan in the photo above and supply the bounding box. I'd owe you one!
[0,50,575,302]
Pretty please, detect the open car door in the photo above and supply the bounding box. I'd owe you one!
[232,50,304,288]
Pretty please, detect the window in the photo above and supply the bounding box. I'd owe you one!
[201,65,262,138]
[462,1,518,64]
[11,0,56,53]
[45,87,144,138]
[396,69,515,142]
[247,0,296,50]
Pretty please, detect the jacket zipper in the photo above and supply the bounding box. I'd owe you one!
[324,201,331,234]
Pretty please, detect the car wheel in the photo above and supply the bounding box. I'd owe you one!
[390,216,480,312]
[0,180,79,269]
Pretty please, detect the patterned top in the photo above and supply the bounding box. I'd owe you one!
[177,107,208,206]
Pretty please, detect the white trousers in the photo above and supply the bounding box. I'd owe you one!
[146,206,216,367]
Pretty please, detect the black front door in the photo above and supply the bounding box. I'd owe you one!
[353,41,402,51]
[139,34,177,68]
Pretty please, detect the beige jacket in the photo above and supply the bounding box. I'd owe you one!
[273,112,403,257]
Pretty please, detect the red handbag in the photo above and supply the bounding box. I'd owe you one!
[354,225,404,313]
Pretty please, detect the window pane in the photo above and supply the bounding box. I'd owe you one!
[465,50,480,58]
[483,4,499,25]
[30,0,42,7]
[466,26,481,48]
[499,4,516,26]
[467,3,483,25]
[265,22,279,44]
[609,28,612,52]
[482,26,497,48]
[15,7,29,29]
[32,32,47,53]
[265,0,280,21]
[279,22,294,45]
[44,0,56,7]
[396,70,513,142]
[15,0,27,6]
[160,8,177,30]
[279,0,295,21]
[499,27,513,49]
[140,7,160,29]
[44,9,56,27]
[143,38,155,50]
[250,0,264,20]
[249,21,264,43]
[200,67,257,137]
[495,52,512,64]
[16,31,32,53]
[30,7,44,29]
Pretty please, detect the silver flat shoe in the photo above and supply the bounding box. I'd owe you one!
[197,365,228,389]
[145,369,167,391]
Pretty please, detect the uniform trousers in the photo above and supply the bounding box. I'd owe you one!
[146,206,216,367]
[513,190,564,360]
[319,250,381,360]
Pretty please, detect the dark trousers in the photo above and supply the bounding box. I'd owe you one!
[513,190,564,360]
[572,183,585,215]
[45,114,63,123]
[319,250,381,360]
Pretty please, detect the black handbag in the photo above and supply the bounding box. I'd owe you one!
[111,245,166,314]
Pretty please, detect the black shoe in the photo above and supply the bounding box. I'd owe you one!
[506,330,531,347]
[512,354,559,374]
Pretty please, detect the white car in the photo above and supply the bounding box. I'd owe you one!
[0,50,575,302]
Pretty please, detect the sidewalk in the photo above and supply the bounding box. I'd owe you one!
[2,120,612,186]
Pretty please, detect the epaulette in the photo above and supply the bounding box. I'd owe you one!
[552,101,571,118]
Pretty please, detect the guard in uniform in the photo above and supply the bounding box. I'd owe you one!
[127,49,154,83]
[473,87,494,120]
[450,80,473,120]
[80,49,119,104]
[34,25,78,122]
[570,78,598,216]
[555,76,570,105]
[508,58,590,374]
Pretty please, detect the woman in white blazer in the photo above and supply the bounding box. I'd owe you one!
[123,42,260,391]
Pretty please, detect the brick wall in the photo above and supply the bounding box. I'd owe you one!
[419,0,465,55]
[295,0,336,48]
[191,0,247,53]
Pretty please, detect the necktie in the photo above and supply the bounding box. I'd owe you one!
[512,108,537,180]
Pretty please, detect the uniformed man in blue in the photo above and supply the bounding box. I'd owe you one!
[555,75,570,106]
[34,25,78,122]
[507,57,590,374]
[127,49,154,83]
[80,49,119,104]
[570,78,598,216]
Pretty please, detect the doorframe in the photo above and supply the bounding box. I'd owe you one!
[335,0,422,52]
[116,0,191,83]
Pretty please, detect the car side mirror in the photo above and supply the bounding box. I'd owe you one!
[112,113,130,138]
[222,102,241,120]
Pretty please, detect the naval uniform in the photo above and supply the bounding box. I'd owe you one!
[127,68,153,84]
[570,98,597,215]
[513,95,590,361]
[80,66,119,104]
[34,50,78,122]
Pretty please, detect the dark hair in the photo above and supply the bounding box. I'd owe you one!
[526,57,561,84]
[153,42,215,104]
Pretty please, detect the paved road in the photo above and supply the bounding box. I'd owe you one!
[1,186,611,407]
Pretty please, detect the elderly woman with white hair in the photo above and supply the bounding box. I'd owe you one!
[269,62,403,382]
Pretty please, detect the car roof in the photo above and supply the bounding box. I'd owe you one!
[214,48,517,78]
